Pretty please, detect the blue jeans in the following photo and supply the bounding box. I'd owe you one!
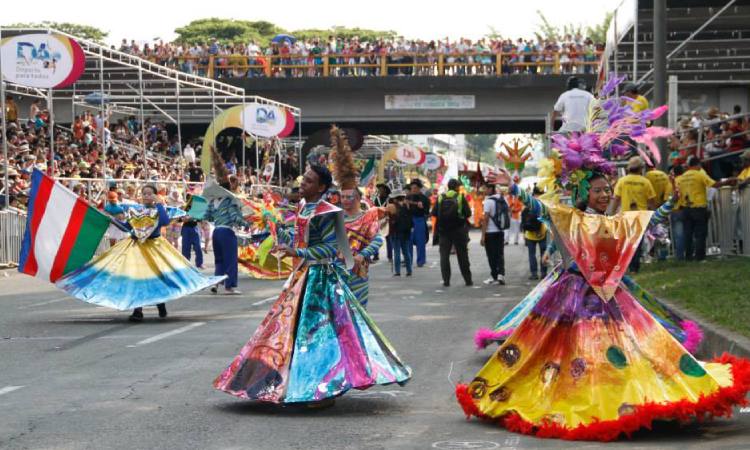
[526,237,548,277]
[392,234,412,275]
[411,216,427,267]
[670,210,686,260]
[181,225,203,268]
[212,227,238,288]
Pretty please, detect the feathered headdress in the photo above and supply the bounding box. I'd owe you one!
[330,125,358,190]
[541,74,671,203]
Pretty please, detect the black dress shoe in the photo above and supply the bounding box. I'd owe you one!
[157,303,167,319]
[128,309,144,322]
[442,281,450,287]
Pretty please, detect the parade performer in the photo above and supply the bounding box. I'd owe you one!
[331,126,384,308]
[204,146,250,295]
[457,77,750,441]
[214,164,411,404]
[54,183,225,318]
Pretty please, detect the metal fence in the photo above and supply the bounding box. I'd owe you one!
[0,208,26,268]
[707,186,750,257]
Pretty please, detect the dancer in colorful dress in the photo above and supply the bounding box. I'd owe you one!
[56,183,225,318]
[214,163,411,405]
[473,186,703,353]
[456,77,750,441]
[331,126,384,308]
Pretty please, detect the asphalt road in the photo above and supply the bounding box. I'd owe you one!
[1,231,749,450]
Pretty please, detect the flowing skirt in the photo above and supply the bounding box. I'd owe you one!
[457,271,750,441]
[56,236,226,310]
[214,262,411,403]
[474,265,703,353]
[237,243,293,280]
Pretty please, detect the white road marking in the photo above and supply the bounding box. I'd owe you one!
[127,322,205,347]
[17,297,69,310]
[252,296,277,306]
[0,386,25,396]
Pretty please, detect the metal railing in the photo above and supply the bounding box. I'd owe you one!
[138,50,602,79]
[707,186,750,256]
[0,208,26,268]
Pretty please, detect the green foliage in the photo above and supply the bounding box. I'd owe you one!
[174,18,278,45]
[4,21,108,42]
[533,10,611,43]
[465,134,498,163]
[586,12,613,44]
[293,27,397,44]
[173,18,396,47]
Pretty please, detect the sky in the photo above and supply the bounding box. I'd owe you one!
[3,0,621,45]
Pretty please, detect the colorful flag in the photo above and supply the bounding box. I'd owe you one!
[18,170,111,282]
[359,157,376,187]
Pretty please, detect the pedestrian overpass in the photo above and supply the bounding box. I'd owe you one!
[227,74,596,135]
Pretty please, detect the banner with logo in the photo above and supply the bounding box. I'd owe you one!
[1,33,85,89]
[201,104,296,171]
[242,102,295,138]
[421,153,445,171]
[394,145,425,166]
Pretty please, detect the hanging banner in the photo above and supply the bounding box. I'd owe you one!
[421,153,444,171]
[1,33,85,88]
[201,104,295,171]
[395,145,425,166]
[242,102,295,138]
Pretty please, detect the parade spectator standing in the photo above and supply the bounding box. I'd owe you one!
[676,156,734,261]
[181,194,204,269]
[480,183,510,286]
[4,95,18,122]
[387,191,413,277]
[670,165,687,260]
[183,142,196,164]
[373,183,391,262]
[432,179,473,287]
[506,189,523,245]
[646,162,673,208]
[612,156,656,273]
[623,83,649,113]
[407,179,430,267]
[522,186,548,280]
[551,77,594,132]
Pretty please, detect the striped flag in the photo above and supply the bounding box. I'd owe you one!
[359,157,376,187]
[19,170,111,282]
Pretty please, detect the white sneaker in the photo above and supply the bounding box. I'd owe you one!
[224,289,242,295]
[482,277,495,285]
[497,275,506,285]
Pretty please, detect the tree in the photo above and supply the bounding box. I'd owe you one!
[4,22,108,42]
[465,134,498,163]
[173,18,396,47]
[174,18,278,45]
[533,10,612,43]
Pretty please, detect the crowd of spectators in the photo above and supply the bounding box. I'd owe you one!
[669,104,750,180]
[0,94,207,211]
[114,34,604,78]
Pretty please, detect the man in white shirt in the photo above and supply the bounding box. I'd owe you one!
[552,76,595,132]
[183,143,196,163]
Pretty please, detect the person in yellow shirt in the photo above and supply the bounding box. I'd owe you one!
[612,156,656,212]
[623,83,649,113]
[676,156,735,261]
[736,150,750,187]
[645,163,673,207]
[613,156,656,273]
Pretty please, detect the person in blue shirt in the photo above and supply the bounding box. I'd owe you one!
[204,175,250,295]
